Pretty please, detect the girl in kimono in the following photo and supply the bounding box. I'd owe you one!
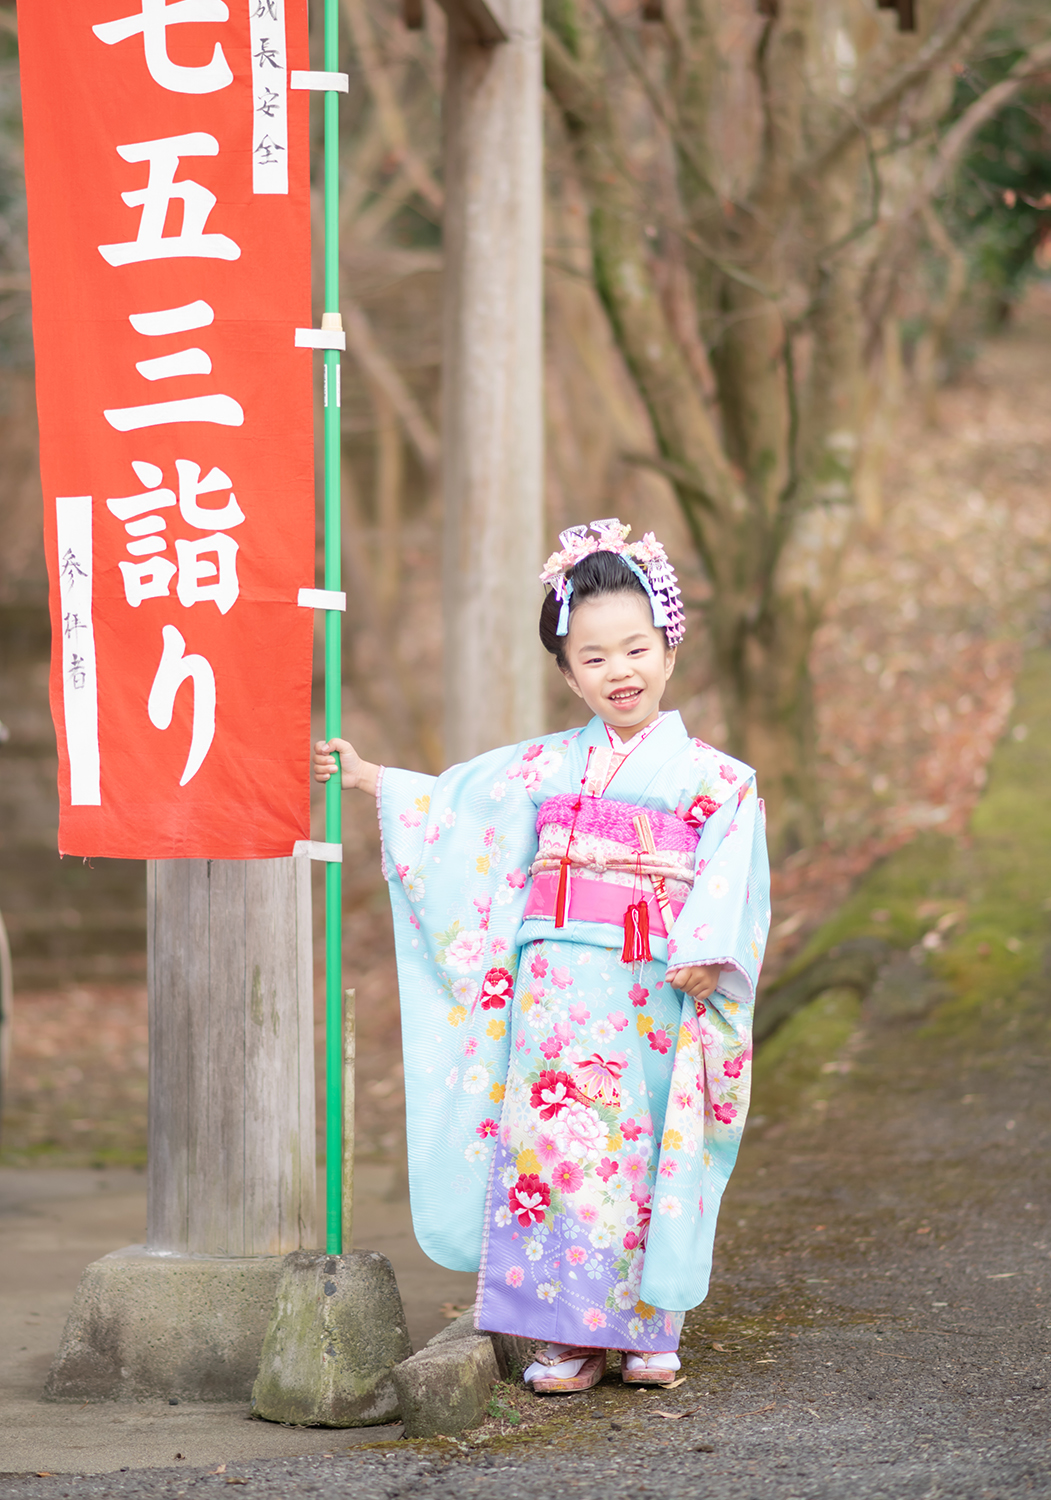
[314,519,770,1393]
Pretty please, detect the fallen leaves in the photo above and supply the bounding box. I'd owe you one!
[649,1405,702,1420]
[733,1403,777,1418]
[209,1464,227,1475]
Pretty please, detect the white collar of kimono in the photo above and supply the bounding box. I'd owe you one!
[604,711,667,754]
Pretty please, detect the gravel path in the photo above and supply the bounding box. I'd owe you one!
[4,909,1048,1500]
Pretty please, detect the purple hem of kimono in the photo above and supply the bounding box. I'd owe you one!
[473,1324,678,1355]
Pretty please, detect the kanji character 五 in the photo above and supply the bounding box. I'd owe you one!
[98,134,240,267]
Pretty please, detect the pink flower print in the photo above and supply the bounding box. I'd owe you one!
[622,1118,643,1142]
[567,1245,588,1266]
[481,967,514,1010]
[638,1114,654,1136]
[483,826,495,847]
[608,1010,628,1032]
[522,743,543,762]
[698,1194,704,1214]
[693,923,712,942]
[474,895,492,917]
[622,1154,647,1183]
[622,1230,639,1251]
[712,1100,738,1124]
[596,1156,619,1183]
[540,1034,563,1061]
[489,937,509,956]
[530,1070,580,1119]
[723,1055,745,1079]
[505,1266,525,1287]
[569,1002,590,1026]
[673,1089,694,1111]
[551,967,573,990]
[463,1036,479,1057]
[532,984,547,1002]
[424,825,441,845]
[535,1133,561,1167]
[577,1203,599,1224]
[719,762,737,784]
[629,983,649,1008]
[476,1118,499,1138]
[552,1159,584,1194]
[583,1308,607,1332]
[664,1314,676,1336]
[516,1030,528,1051]
[395,863,409,880]
[446,930,486,972]
[508,1173,550,1227]
[409,910,420,931]
[684,794,719,828]
[508,868,527,890]
[667,938,678,958]
[630,1185,650,1206]
[500,1124,513,1147]
[553,1020,574,1047]
[530,952,549,978]
[659,1159,678,1178]
[648,1029,672,1055]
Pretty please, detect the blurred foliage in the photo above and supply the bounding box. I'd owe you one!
[0,8,29,368]
[943,16,1051,320]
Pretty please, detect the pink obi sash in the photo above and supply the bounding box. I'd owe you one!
[523,795,699,936]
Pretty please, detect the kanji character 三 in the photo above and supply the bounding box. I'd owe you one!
[148,624,215,785]
[93,0,233,95]
[98,134,240,267]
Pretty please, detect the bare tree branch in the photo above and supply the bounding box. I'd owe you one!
[801,0,998,180]
[342,300,441,475]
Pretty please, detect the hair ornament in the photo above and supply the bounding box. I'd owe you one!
[540,518,685,647]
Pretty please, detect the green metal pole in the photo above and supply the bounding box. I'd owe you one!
[323,0,343,1258]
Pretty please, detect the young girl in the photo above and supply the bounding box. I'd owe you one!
[314,519,770,1393]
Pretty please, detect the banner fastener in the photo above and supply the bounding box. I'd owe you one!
[290,70,349,93]
[298,587,347,611]
[293,840,344,863]
[295,325,346,351]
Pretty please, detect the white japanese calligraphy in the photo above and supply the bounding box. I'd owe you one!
[93,0,234,95]
[249,0,288,194]
[98,134,241,266]
[148,624,216,784]
[109,461,242,611]
[175,533,240,613]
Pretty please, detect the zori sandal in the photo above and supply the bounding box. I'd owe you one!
[620,1351,681,1385]
[523,1344,607,1393]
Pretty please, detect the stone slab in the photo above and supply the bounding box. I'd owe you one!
[391,1335,499,1439]
[251,1250,413,1428]
[428,1308,535,1381]
[43,1246,284,1403]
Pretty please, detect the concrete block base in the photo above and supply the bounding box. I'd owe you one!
[428,1310,536,1382]
[391,1335,500,1439]
[43,1246,285,1403]
[250,1250,412,1428]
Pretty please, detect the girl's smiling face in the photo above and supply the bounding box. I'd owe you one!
[560,591,676,740]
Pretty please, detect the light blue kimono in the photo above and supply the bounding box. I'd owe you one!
[379,712,770,1347]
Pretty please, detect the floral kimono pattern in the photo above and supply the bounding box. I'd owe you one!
[379,712,770,1348]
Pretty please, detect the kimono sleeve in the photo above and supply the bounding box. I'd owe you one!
[666,776,771,1027]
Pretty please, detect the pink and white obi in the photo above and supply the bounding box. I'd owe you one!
[523,794,700,938]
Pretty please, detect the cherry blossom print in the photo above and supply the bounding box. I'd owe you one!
[719,763,737,784]
[553,1020,574,1047]
[723,1055,745,1078]
[490,781,507,800]
[707,875,730,899]
[506,868,527,891]
[621,1118,643,1142]
[583,1307,607,1332]
[463,1064,489,1094]
[522,744,543,763]
[648,1029,672,1055]
[629,983,649,1008]
[568,1002,590,1025]
[550,967,574,990]
[596,1156,619,1183]
[540,1035,563,1061]
[530,953,549,979]
[658,1196,683,1218]
[463,1036,479,1057]
[509,1173,551,1227]
[522,750,564,791]
[481,967,514,1009]
[446,930,486,972]
[692,923,712,942]
[505,1266,524,1287]
[476,1118,499,1138]
[445,1066,458,1089]
[530,1070,580,1119]
[551,1159,584,1194]
[609,1010,629,1032]
[712,1100,738,1123]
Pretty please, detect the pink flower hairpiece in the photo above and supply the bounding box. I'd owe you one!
[540,518,685,647]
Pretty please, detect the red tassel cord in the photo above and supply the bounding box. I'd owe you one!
[555,750,592,929]
[621,898,651,963]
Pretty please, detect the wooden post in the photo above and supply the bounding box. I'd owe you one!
[439,0,544,762]
[146,858,316,1256]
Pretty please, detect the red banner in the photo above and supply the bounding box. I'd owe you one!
[20,1,316,859]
